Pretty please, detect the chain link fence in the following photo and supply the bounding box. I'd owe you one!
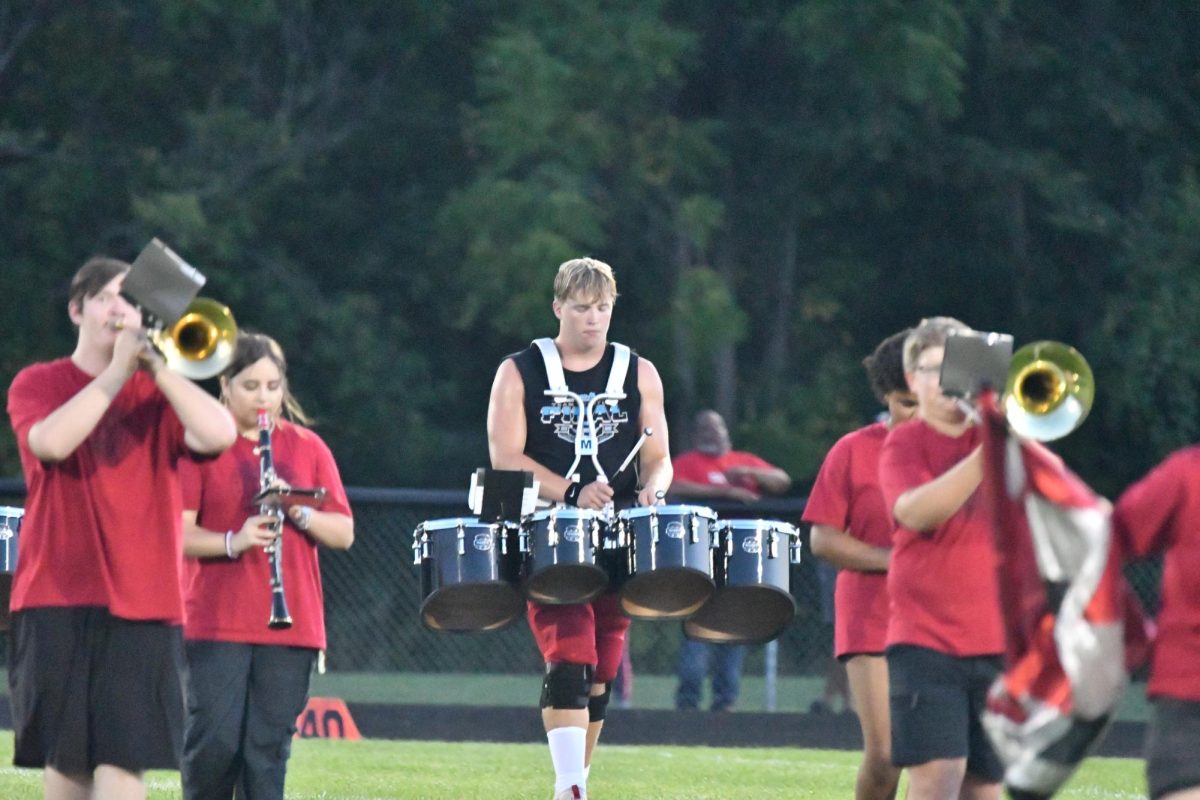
[0,480,1164,680]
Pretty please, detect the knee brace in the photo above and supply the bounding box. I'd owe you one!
[540,662,594,709]
[587,683,612,723]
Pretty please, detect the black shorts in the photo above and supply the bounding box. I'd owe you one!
[9,606,186,773]
[1146,697,1200,799]
[887,644,1004,782]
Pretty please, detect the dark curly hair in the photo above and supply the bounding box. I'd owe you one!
[862,328,912,403]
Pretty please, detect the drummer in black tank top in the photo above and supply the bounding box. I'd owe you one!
[510,343,643,508]
[487,257,672,800]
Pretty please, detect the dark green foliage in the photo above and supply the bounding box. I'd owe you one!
[3,1,1199,493]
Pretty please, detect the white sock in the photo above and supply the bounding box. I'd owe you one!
[547,727,587,793]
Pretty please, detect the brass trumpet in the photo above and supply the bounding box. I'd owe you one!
[1003,341,1094,442]
[149,297,238,380]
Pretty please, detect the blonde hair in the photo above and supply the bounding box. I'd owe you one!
[903,316,971,373]
[553,257,618,303]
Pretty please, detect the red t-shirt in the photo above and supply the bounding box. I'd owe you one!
[180,420,351,649]
[1112,446,1200,702]
[802,422,891,657]
[878,420,1004,656]
[672,449,776,494]
[7,359,189,622]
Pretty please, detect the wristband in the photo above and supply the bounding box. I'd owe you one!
[563,482,582,507]
[294,505,313,531]
[225,530,238,560]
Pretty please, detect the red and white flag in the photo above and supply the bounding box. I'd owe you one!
[978,392,1149,799]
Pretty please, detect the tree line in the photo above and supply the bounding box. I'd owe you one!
[3,1,1200,497]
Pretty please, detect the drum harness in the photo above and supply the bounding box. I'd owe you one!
[532,338,636,549]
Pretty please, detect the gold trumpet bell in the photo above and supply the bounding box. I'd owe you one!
[152,297,238,380]
[1002,341,1094,441]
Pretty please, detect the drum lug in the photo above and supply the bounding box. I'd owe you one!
[650,511,659,545]
[689,515,698,544]
[500,525,508,555]
[520,527,530,552]
[790,537,803,564]
[456,522,465,556]
[767,530,778,560]
[412,525,425,565]
[548,510,559,548]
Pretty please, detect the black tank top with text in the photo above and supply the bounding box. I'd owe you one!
[510,342,642,504]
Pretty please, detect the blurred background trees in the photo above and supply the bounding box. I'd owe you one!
[4,0,1200,496]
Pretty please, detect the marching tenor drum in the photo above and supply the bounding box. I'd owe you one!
[413,518,524,632]
[684,519,800,645]
[0,506,22,630]
[617,504,717,619]
[521,508,609,605]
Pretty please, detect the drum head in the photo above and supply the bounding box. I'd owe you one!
[619,568,714,619]
[524,565,608,606]
[682,585,796,645]
[421,582,524,633]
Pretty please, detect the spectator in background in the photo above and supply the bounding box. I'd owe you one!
[671,410,792,712]
[804,328,916,799]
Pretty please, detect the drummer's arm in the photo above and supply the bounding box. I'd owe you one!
[487,358,576,504]
[634,358,672,507]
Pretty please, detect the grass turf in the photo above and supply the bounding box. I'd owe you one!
[0,734,1147,799]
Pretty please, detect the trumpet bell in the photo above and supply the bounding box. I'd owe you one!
[1002,340,1094,441]
[152,297,237,380]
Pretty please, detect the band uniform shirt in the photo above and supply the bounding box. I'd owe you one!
[1111,445,1200,702]
[180,420,351,649]
[878,419,1004,656]
[6,359,190,622]
[802,421,893,657]
[511,342,642,505]
[671,449,778,496]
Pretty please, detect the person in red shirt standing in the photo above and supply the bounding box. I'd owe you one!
[804,328,916,800]
[671,410,792,712]
[876,317,1006,800]
[180,332,354,800]
[5,256,236,800]
[1112,450,1200,800]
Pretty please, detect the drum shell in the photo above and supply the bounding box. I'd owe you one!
[685,519,797,645]
[416,518,524,632]
[0,506,22,631]
[523,509,609,605]
[618,505,716,619]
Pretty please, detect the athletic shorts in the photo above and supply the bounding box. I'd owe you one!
[887,643,1004,782]
[1146,697,1200,799]
[527,592,630,683]
[9,606,185,773]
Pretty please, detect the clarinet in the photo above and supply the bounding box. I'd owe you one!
[258,408,293,629]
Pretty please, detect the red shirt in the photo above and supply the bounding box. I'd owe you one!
[878,420,1004,656]
[802,422,891,657]
[180,420,350,649]
[1112,446,1200,702]
[7,359,189,622]
[672,450,776,494]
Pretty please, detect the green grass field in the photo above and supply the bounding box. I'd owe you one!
[0,734,1147,799]
[304,672,1153,721]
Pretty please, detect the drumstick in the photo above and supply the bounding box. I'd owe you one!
[611,427,653,482]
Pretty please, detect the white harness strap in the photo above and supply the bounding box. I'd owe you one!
[606,343,631,401]
[533,338,569,397]
[533,340,632,482]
